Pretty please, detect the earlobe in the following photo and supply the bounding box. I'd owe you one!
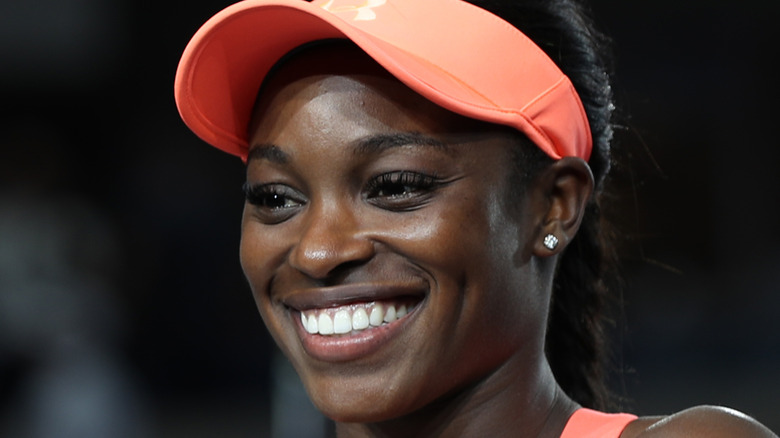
[532,157,594,257]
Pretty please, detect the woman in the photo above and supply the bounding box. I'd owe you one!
[174,0,777,436]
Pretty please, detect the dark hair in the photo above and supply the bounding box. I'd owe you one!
[464,0,619,410]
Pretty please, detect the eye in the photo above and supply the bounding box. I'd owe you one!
[243,182,305,223]
[364,171,441,210]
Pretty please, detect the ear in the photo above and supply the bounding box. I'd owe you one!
[531,157,595,257]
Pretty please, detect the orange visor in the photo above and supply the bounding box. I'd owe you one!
[174,0,592,161]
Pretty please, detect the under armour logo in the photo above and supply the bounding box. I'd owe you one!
[320,0,387,21]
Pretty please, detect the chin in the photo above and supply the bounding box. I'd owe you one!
[313,393,405,424]
[303,375,421,424]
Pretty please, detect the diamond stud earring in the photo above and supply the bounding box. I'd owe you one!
[543,234,559,250]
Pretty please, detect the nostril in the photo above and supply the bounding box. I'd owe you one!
[288,213,376,279]
[290,237,376,280]
[322,258,373,283]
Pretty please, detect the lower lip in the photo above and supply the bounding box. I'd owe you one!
[294,306,420,363]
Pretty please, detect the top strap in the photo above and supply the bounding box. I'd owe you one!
[560,408,638,438]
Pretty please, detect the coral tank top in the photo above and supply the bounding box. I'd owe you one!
[560,408,637,438]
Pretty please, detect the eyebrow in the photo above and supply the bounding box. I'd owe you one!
[247,144,290,164]
[247,132,451,163]
[353,132,450,156]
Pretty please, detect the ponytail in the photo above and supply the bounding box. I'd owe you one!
[466,0,620,409]
[546,200,618,410]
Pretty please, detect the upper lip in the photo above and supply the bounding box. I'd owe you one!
[282,282,428,311]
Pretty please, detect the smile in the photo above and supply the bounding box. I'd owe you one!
[299,301,416,336]
[282,283,427,361]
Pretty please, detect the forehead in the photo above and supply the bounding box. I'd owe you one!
[249,42,493,139]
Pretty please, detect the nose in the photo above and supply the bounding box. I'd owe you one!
[288,201,375,279]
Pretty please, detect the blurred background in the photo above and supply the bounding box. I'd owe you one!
[0,0,777,436]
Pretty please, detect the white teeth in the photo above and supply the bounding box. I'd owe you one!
[384,305,397,323]
[318,313,334,335]
[306,314,318,334]
[352,308,369,330]
[334,310,351,334]
[369,304,384,327]
[300,301,415,336]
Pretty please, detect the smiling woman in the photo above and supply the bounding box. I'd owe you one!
[240,48,566,425]
[174,0,778,437]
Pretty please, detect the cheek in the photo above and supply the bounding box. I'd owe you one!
[397,192,515,274]
[418,191,537,320]
[239,219,283,308]
[240,220,304,353]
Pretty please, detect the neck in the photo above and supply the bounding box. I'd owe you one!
[334,358,578,438]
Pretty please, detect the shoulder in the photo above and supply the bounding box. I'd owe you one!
[621,405,777,438]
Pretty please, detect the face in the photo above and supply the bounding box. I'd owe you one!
[240,44,550,422]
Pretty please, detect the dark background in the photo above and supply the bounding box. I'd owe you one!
[1,0,778,436]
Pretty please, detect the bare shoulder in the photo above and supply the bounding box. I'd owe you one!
[621,405,778,438]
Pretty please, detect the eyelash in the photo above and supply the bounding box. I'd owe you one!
[242,170,443,221]
[364,171,440,201]
[243,183,303,210]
